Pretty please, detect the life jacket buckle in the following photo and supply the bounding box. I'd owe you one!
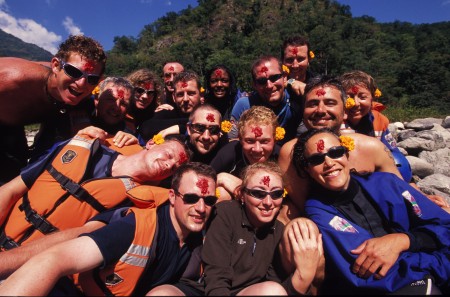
[24,210,57,234]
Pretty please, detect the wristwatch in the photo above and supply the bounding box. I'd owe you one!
[287,78,296,86]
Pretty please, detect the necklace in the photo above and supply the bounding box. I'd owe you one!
[45,72,67,114]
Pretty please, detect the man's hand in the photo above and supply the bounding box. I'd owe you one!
[112,131,138,147]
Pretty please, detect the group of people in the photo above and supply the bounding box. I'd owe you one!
[0,33,448,296]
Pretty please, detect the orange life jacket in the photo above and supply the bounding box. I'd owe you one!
[0,135,140,249]
[78,186,169,296]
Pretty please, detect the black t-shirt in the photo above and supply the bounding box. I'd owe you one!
[138,109,189,143]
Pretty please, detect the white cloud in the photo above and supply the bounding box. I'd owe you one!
[0,10,61,54]
[62,16,83,35]
[442,0,450,5]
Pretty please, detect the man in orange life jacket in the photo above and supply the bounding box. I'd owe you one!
[0,162,217,296]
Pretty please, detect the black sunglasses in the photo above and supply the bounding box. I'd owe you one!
[254,73,283,86]
[135,87,156,96]
[189,123,221,135]
[305,146,348,166]
[174,190,218,207]
[60,60,100,85]
[243,188,284,200]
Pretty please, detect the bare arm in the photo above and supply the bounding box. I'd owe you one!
[369,138,403,179]
[0,176,28,226]
[0,220,105,279]
[216,172,242,201]
[0,236,104,296]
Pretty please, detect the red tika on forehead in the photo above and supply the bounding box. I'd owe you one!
[259,66,268,74]
[251,126,263,138]
[316,139,325,152]
[206,113,215,122]
[315,89,326,97]
[291,47,298,55]
[179,152,188,164]
[168,66,174,71]
[262,176,270,187]
[196,178,209,195]
[181,81,188,88]
[83,61,95,72]
[117,89,125,99]
[144,82,152,89]
[351,86,359,94]
[214,69,223,77]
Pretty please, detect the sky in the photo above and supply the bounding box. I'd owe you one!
[0,0,449,54]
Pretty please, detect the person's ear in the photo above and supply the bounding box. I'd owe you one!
[186,124,192,136]
[168,189,176,206]
[51,57,60,75]
[145,139,156,150]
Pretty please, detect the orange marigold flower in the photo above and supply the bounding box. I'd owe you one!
[215,188,220,199]
[282,64,290,74]
[309,51,315,59]
[275,127,285,141]
[91,85,100,95]
[374,88,382,98]
[339,135,355,152]
[221,120,232,133]
[283,188,288,198]
[152,134,165,145]
[345,97,356,109]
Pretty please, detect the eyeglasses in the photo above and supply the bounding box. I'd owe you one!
[174,190,218,207]
[135,87,156,96]
[188,123,221,135]
[243,188,284,200]
[163,72,177,79]
[254,73,283,86]
[59,60,101,85]
[305,146,347,166]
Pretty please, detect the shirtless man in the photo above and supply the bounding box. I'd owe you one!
[0,35,106,185]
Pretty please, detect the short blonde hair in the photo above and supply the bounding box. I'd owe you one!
[240,161,286,190]
[238,106,279,139]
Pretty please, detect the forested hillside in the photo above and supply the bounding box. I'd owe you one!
[99,0,450,113]
[0,29,53,61]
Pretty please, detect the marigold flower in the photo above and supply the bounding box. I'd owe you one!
[283,188,288,198]
[275,127,285,141]
[152,134,165,145]
[282,64,290,74]
[91,85,100,95]
[309,51,315,59]
[215,188,220,199]
[200,87,205,93]
[339,135,355,152]
[345,97,356,109]
[221,120,232,133]
[374,88,382,98]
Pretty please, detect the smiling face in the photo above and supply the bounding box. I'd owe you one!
[283,45,309,81]
[133,82,155,110]
[173,79,201,114]
[240,124,275,164]
[52,53,103,106]
[304,132,350,192]
[143,140,188,181]
[187,109,221,155]
[344,84,373,126]
[163,62,184,93]
[303,86,346,131]
[95,82,131,125]
[242,169,284,228]
[209,68,230,99]
[169,171,215,236]
[252,58,286,106]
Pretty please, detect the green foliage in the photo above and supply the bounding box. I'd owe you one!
[105,0,450,118]
[0,29,52,61]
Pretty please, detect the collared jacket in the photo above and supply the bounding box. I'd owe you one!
[306,172,450,294]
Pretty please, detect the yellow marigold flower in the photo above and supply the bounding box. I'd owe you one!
[283,188,288,198]
[200,87,205,93]
[374,88,382,98]
[221,120,232,133]
[91,85,100,95]
[152,134,165,145]
[282,64,290,74]
[215,188,220,199]
[309,50,315,59]
[275,127,285,141]
[345,97,356,109]
[339,135,355,152]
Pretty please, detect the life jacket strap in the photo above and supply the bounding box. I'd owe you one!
[19,200,58,235]
[0,230,19,250]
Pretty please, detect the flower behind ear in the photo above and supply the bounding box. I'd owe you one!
[282,64,290,74]
[374,88,382,98]
[221,120,232,133]
[275,127,285,141]
[339,135,355,151]
[152,134,165,145]
[345,97,356,109]
[309,51,315,59]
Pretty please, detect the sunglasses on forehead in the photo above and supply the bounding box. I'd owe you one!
[135,87,156,96]
[188,123,221,135]
[59,60,101,85]
[243,188,285,200]
[305,146,348,166]
[254,73,283,86]
[174,190,218,207]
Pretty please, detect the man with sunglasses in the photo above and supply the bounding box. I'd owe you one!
[0,35,106,186]
[0,162,218,296]
[228,55,302,145]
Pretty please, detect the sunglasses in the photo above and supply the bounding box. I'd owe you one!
[135,87,156,96]
[243,188,284,200]
[305,146,348,166]
[174,190,218,207]
[163,72,177,79]
[254,73,283,86]
[59,60,101,85]
[189,123,221,135]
